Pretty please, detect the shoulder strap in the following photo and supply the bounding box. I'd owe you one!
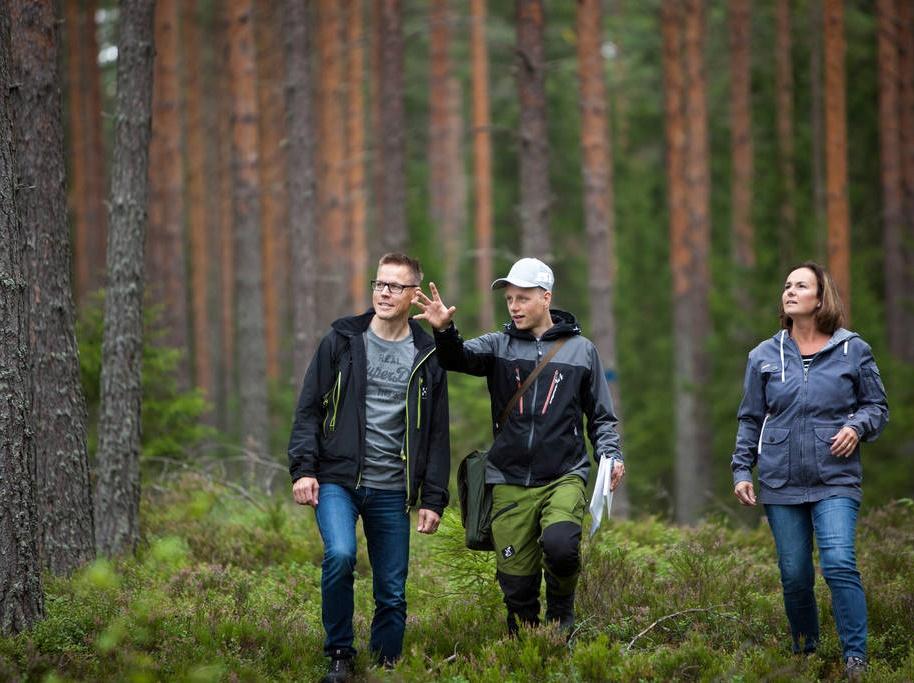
[496,337,568,431]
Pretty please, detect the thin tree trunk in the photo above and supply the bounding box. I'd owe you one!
[576,0,627,518]
[775,0,796,269]
[516,0,552,258]
[217,8,235,430]
[378,0,408,253]
[228,0,270,459]
[183,0,214,402]
[471,0,494,330]
[0,7,43,635]
[284,0,319,385]
[809,0,827,260]
[444,76,467,299]
[896,0,914,362]
[256,0,290,382]
[729,0,754,274]
[370,0,384,254]
[346,0,368,311]
[10,0,95,575]
[94,0,156,558]
[823,0,851,318]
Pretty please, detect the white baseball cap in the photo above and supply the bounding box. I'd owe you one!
[491,258,554,293]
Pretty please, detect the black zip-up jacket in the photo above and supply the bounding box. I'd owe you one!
[287,311,451,514]
[434,309,621,487]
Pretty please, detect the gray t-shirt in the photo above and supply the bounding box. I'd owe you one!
[361,327,415,490]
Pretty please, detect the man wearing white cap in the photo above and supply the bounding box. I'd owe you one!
[413,257,624,633]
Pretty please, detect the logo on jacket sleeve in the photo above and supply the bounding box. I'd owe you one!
[501,545,516,559]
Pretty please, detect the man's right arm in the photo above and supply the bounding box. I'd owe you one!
[287,334,335,483]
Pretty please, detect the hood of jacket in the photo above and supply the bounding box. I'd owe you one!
[331,309,435,352]
[502,308,581,341]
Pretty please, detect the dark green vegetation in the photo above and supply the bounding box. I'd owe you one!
[2,480,911,681]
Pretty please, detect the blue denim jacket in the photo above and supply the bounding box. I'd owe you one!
[731,328,888,504]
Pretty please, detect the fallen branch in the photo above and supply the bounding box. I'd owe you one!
[625,605,728,652]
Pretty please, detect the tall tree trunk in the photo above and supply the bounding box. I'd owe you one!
[370,0,384,254]
[146,0,189,379]
[471,0,494,330]
[444,77,467,298]
[823,0,851,318]
[516,0,551,258]
[256,0,290,382]
[378,0,408,253]
[94,0,156,557]
[0,7,43,634]
[775,0,796,269]
[896,0,914,362]
[65,0,107,306]
[576,0,627,518]
[729,0,754,276]
[346,0,368,311]
[183,0,214,402]
[316,0,349,326]
[11,0,95,575]
[228,0,270,459]
[284,0,319,385]
[809,0,827,259]
[664,0,712,525]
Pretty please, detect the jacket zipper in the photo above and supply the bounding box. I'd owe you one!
[403,347,436,511]
[541,369,561,414]
[416,377,424,431]
[525,342,543,486]
[322,370,343,435]
[515,367,524,414]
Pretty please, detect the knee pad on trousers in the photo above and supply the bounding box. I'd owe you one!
[541,521,581,578]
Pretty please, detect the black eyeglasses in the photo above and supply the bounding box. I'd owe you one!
[370,280,419,295]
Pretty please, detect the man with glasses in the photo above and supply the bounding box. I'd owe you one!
[288,253,450,682]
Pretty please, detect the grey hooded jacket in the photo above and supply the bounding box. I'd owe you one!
[731,327,888,504]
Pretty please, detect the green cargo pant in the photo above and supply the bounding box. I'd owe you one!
[490,474,586,628]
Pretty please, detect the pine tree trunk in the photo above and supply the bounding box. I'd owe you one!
[378,0,408,253]
[10,0,95,575]
[346,0,369,311]
[444,76,467,299]
[256,0,290,382]
[729,0,754,274]
[823,0,851,318]
[471,0,494,330]
[146,0,189,382]
[284,0,319,386]
[0,7,44,635]
[775,0,796,269]
[809,0,827,259]
[576,0,627,517]
[896,0,914,362]
[516,0,551,258]
[228,0,270,461]
[94,0,156,558]
[183,0,214,403]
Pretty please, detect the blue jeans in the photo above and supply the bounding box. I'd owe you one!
[765,497,866,659]
[314,484,410,663]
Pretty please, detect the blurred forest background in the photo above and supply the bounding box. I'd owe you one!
[2,0,914,650]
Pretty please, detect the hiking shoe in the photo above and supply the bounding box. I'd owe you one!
[321,649,354,683]
[845,656,866,681]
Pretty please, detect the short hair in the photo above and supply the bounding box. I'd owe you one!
[378,252,423,284]
[778,261,846,335]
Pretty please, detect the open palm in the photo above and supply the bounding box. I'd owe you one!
[412,282,457,331]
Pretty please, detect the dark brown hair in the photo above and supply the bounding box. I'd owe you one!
[778,261,846,334]
[378,252,423,284]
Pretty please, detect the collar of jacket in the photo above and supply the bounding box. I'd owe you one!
[331,309,436,352]
[772,326,857,352]
[502,308,581,341]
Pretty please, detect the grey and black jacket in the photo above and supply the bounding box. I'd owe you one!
[287,311,451,515]
[731,327,888,504]
[434,309,621,487]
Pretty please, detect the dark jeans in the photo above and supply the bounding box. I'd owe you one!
[314,484,410,663]
[765,497,867,659]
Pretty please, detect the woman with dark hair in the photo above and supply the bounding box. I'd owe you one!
[731,262,888,679]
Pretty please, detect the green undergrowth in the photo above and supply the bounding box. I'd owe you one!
[2,480,912,681]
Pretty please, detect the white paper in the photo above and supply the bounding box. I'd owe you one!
[589,456,615,537]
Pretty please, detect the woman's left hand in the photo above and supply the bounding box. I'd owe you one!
[830,426,860,457]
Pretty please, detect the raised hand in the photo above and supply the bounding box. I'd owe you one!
[412,282,457,331]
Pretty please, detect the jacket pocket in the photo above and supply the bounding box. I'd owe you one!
[758,427,790,489]
[814,426,861,485]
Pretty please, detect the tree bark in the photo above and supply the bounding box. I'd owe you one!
[346,0,369,311]
[284,0,319,385]
[10,0,95,575]
[471,0,494,330]
[94,0,156,558]
[146,0,189,381]
[729,0,754,274]
[0,6,43,635]
[228,0,270,458]
[896,0,914,362]
[516,0,552,258]
[576,0,627,517]
[378,0,408,253]
[823,0,851,319]
[775,0,796,269]
[809,0,827,259]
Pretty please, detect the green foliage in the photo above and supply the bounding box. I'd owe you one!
[77,295,216,461]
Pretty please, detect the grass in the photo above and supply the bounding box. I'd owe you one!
[2,477,912,682]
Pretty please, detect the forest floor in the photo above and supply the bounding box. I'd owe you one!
[2,475,912,682]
